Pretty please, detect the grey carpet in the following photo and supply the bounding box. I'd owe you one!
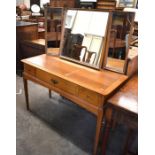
[16,75,137,155]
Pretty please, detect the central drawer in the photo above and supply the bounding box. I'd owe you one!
[36,69,78,95]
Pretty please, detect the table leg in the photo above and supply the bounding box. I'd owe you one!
[49,89,52,98]
[23,78,29,110]
[93,108,104,155]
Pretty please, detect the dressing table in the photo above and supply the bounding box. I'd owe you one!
[21,9,135,155]
[22,54,127,155]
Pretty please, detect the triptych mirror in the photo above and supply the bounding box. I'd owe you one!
[45,8,135,74]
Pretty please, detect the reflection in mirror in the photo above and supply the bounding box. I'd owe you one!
[60,10,110,69]
[105,11,135,73]
[45,7,63,55]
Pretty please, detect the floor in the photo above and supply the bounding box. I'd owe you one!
[16,75,137,155]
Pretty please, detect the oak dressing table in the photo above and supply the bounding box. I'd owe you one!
[22,54,127,155]
[21,9,135,155]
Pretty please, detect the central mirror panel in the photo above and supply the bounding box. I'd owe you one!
[60,9,110,69]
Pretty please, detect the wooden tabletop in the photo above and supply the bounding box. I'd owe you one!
[108,74,138,114]
[22,54,128,96]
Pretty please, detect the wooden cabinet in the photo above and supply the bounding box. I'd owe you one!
[16,21,39,74]
[50,0,76,8]
[97,0,116,10]
[21,39,45,58]
[102,74,138,155]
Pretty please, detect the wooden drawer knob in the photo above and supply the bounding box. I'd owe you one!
[51,79,58,84]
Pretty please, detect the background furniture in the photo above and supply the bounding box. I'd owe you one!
[102,74,138,155]
[20,39,45,58]
[16,21,39,74]
[79,0,97,9]
[16,21,46,75]
[50,0,76,8]
[126,49,138,77]
[97,0,116,10]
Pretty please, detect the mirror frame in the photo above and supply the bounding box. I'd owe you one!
[59,8,113,70]
[102,11,135,74]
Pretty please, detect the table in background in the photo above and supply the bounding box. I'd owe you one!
[102,74,138,155]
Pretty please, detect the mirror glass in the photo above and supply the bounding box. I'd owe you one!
[45,7,63,55]
[104,11,135,73]
[60,10,110,69]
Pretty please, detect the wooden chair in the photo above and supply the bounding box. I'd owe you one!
[72,44,87,61]
[71,44,97,64]
[83,51,97,64]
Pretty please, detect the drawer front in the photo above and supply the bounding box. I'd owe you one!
[78,87,100,106]
[24,64,36,76]
[36,69,78,95]
[52,76,78,95]
[36,69,54,85]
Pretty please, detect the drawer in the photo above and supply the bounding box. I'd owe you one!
[78,87,100,106]
[36,69,54,84]
[24,64,36,76]
[36,69,78,95]
[53,76,78,95]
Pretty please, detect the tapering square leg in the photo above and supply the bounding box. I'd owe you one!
[49,89,52,98]
[93,109,104,155]
[23,78,29,110]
